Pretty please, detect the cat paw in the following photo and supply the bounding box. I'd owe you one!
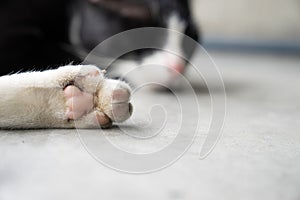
[72,65,104,94]
[64,85,94,120]
[62,65,133,127]
[96,79,133,123]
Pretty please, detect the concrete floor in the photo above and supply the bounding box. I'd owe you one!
[0,51,300,200]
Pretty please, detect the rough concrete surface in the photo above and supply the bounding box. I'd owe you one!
[0,51,300,200]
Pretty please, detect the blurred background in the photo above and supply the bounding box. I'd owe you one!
[1,1,300,200]
[192,0,300,53]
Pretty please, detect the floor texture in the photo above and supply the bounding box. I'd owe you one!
[1,51,300,200]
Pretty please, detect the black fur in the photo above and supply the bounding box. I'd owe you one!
[0,0,199,75]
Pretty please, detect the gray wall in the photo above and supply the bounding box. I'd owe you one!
[191,0,300,44]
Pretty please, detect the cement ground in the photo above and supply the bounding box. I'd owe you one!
[1,51,300,200]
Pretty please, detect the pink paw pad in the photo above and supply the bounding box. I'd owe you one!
[107,89,133,122]
[112,89,130,103]
[64,85,94,120]
[87,69,100,77]
[94,112,112,128]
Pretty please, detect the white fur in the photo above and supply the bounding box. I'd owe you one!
[110,14,187,86]
[0,65,130,129]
